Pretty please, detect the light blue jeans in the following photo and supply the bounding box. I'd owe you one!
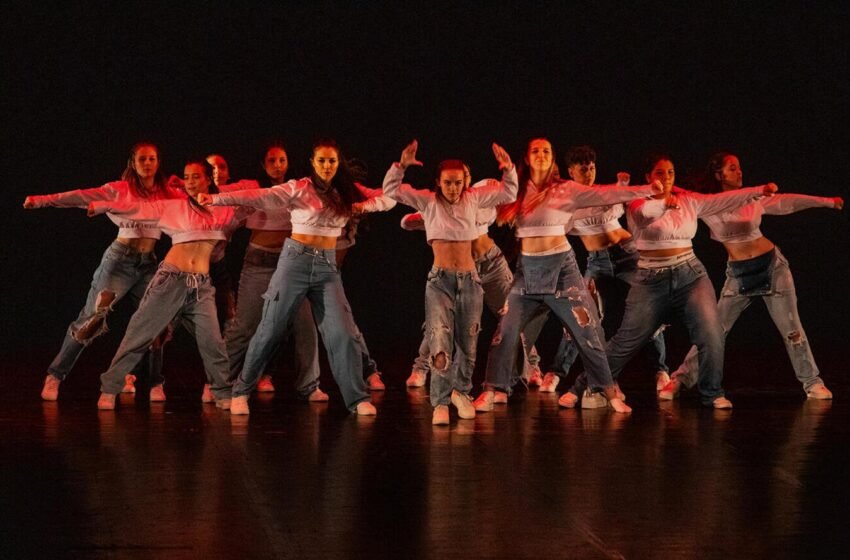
[424,268,484,407]
[412,245,539,380]
[231,239,370,410]
[47,240,163,383]
[224,245,321,397]
[571,255,726,405]
[671,247,823,392]
[532,238,668,377]
[99,263,231,400]
[483,250,615,395]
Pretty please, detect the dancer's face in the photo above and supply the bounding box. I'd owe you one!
[206,154,230,186]
[646,159,675,197]
[133,146,159,180]
[311,147,340,184]
[263,148,289,183]
[717,156,743,190]
[568,161,596,186]
[437,169,465,203]
[525,139,554,176]
[183,163,212,198]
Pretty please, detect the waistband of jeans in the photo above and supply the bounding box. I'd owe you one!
[429,266,479,279]
[108,239,156,259]
[638,250,696,270]
[285,237,336,259]
[474,244,504,264]
[158,261,210,282]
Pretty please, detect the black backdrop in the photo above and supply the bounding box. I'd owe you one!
[3,3,848,389]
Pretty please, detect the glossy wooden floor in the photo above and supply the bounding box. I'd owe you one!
[2,350,849,560]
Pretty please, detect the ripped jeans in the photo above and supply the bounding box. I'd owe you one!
[47,240,162,382]
[99,263,231,400]
[231,239,370,410]
[671,247,823,392]
[424,268,484,407]
[483,249,614,395]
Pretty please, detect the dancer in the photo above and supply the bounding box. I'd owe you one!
[88,160,253,410]
[200,138,395,415]
[524,145,670,394]
[475,138,663,414]
[564,154,778,409]
[24,142,179,401]
[660,152,842,400]
[221,143,326,401]
[383,140,517,424]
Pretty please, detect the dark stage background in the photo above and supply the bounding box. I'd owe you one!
[3,2,849,393]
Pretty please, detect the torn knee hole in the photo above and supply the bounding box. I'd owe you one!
[572,306,592,328]
[432,352,449,372]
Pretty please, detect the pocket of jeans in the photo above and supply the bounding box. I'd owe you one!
[426,269,440,283]
[687,260,707,277]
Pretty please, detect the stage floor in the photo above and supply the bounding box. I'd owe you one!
[2,357,849,560]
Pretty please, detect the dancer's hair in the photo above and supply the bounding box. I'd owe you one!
[122,142,167,198]
[497,137,559,226]
[310,138,365,218]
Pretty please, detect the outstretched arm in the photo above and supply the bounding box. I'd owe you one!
[199,181,299,210]
[760,193,842,215]
[24,183,121,209]
[558,180,663,210]
[695,184,778,217]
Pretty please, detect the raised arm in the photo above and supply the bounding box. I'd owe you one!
[694,184,778,217]
[760,193,842,215]
[381,140,433,211]
[24,183,121,209]
[467,143,518,208]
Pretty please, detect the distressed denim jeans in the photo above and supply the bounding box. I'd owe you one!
[99,263,231,400]
[423,268,484,407]
[231,239,370,410]
[671,247,823,392]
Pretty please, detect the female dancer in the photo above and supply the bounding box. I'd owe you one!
[524,145,670,394]
[474,138,663,414]
[383,141,517,424]
[563,154,778,409]
[221,143,326,401]
[659,152,842,400]
[24,143,178,401]
[200,138,395,415]
[88,160,252,409]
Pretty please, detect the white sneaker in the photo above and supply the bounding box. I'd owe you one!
[355,401,377,416]
[558,392,578,408]
[231,395,250,415]
[256,375,275,392]
[539,372,560,393]
[655,370,671,392]
[149,384,166,402]
[658,378,681,401]
[806,384,833,400]
[712,396,733,409]
[201,384,215,403]
[432,405,450,425]
[527,367,544,386]
[366,372,385,391]
[580,388,608,409]
[215,398,231,411]
[451,390,476,419]
[493,391,508,404]
[308,388,329,402]
[406,370,427,388]
[473,391,495,412]
[121,374,137,394]
[41,375,60,401]
[97,392,116,410]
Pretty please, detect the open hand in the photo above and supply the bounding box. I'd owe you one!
[400,140,423,170]
[492,143,513,171]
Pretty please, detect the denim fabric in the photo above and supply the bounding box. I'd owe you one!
[483,250,614,394]
[424,268,484,407]
[537,238,668,376]
[99,263,231,399]
[47,240,163,382]
[411,244,538,378]
[231,238,370,409]
[671,248,823,391]
[572,255,725,405]
[224,245,320,397]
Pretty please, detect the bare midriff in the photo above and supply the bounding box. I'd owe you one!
[580,228,632,252]
[471,234,496,261]
[163,241,218,274]
[520,235,568,254]
[723,236,775,261]
[432,240,476,271]
[116,237,158,253]
[292,233,337,250]
[249,229,291,250]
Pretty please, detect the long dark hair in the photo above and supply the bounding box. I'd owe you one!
[258,140,289,188]
[183,159,218,214]
[310,138,365,218]
[497,137,559,226]
[693,151,736,194]
[122,142,167,197]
